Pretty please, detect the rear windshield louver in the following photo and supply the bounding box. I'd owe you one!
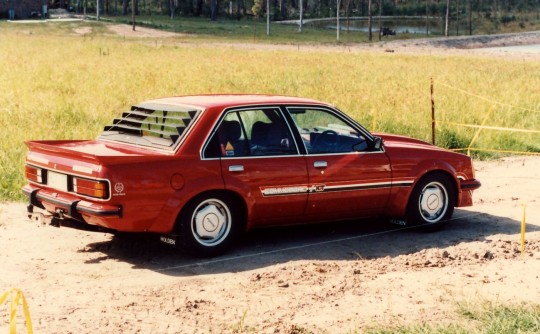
[100,103,200,150]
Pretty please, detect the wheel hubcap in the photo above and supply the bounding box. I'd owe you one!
[419,182,448,223]
[192,199,231,246]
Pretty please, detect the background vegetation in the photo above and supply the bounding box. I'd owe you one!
[65,0,540,36]
[0,21,539,202]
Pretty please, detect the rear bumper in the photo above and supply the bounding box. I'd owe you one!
[22,184,122,222]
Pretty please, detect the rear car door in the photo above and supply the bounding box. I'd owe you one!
[287,106,392,221]
[203,107,309,226]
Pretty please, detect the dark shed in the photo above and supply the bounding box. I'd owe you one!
[1,0,50,20]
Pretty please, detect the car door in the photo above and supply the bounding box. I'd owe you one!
[203,107,309,227]
[287,106,392,221]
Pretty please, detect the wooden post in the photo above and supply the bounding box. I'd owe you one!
[521,204,527,257]
[431,78,436,145]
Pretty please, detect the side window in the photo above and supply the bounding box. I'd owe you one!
[203,108,297,158]
[288,108,368,154]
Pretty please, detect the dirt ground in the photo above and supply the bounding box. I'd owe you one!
[1,155,539,333]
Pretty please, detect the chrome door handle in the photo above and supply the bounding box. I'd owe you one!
[229,165,244,172]
[314,161,327,168]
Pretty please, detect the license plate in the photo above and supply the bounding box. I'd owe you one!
[47,171,68,192]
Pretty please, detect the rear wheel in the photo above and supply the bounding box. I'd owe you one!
[406,173,456,231]
[176,192,243,257]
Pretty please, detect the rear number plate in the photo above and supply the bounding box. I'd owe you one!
[47,171,68,192]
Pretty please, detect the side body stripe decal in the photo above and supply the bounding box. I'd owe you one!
[260,180,414,197]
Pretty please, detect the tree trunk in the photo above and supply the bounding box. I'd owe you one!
[456,0,459,35]
[299,0,303,31]
[345,0,351,32]
[195,0,203,16]
[123,0,128,15]
[377,0,381,41]
[266,0,270,35]
[211,0,217,20]
[445,0,450,36]
[426,0,429,35]
[468,0,472,35]
[236,0,242,19]
[280,0,287,18]
[368,0,372,41]
[132,0,136,30]
[336,0,341,41]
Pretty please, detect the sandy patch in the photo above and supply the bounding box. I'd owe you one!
[73,26,92,35]
[107,24,185,38]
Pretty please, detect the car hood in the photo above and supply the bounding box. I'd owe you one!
[374,133,446,152]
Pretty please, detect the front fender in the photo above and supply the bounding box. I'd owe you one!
[385,159,460,218]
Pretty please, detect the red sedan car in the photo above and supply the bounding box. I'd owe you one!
[23,95,481,256]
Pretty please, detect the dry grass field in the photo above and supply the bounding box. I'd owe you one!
[1,20,540,333]
[1,21,539,201]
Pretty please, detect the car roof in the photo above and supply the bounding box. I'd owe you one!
[139,94,328,110]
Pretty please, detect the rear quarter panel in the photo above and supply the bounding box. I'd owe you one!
[101,107,226,233]
[100,154,223,233]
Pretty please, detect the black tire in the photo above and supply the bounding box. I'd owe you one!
[176,192,243,257]
[406,173,456,231]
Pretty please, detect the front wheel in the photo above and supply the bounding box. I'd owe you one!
[176,193,242,257]
[406,173,456,231]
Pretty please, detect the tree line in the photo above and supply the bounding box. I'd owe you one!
[72,0,537,19]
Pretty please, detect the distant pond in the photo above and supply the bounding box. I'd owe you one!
[305,17,444,35]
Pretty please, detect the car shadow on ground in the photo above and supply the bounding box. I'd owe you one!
[81,209,538,276]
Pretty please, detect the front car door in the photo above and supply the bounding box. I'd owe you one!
[203,107,309,227]
[287,106,392,221]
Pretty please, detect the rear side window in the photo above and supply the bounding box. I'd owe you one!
[204,108,298,158]
[99,103,200,151]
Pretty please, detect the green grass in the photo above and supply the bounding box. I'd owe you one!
[359,301,540,334]
[103,13,540,42]
[108,15,382,44]
[0,20,539,201]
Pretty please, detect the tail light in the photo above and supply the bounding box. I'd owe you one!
[25,165,45,184]
[73,177,109,199]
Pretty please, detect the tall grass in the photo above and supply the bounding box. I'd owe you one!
[1,21,539,201]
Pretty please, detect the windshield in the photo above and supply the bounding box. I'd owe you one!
[99,103,201,151]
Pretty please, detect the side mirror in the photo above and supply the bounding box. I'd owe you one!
[372,136,383,151]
